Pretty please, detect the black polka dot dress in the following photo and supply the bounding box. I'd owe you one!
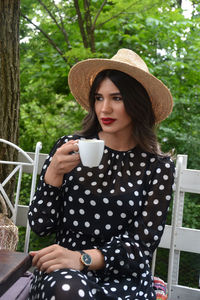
[28,134,175,300]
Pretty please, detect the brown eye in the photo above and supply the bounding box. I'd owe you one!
[95,95,103,101]
[113,96,122,101]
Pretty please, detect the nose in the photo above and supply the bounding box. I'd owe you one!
[101,99,112,113]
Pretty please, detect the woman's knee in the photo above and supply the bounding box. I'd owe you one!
[40,269,92,300]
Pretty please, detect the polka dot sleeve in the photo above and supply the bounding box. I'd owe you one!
[99,157,175,277]
[28,136,71,236]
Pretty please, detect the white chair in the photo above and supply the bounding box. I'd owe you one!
[152,154,200,300]
[0,139,43,253]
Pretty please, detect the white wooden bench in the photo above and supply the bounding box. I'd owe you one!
[0,139,200,300]
[151,154,200,299]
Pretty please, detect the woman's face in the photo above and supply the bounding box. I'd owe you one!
[94,77,133,136]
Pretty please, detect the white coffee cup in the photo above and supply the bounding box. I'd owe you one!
[78,139,105,168]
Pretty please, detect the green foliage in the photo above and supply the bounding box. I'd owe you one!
[183,194,200,229]
[155,248,200,288]
[20,95,86,152]
[17,227,55,252]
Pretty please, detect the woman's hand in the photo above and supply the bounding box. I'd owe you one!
[44,140,80,187]
[30,244,83,273]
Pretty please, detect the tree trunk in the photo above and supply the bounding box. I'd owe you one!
[0,0,20,211]
[177,0,182,7]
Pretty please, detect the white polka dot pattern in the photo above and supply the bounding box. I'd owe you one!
[28,134,175,300]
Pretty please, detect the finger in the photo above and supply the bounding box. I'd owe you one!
[39,258,60,272]
[56,154,80,174]
[32,252,44,266]
[34,250,58,269]
[65,153,80,162]
[34,244,65,269]
[46,264,62,273]
[29,251,37,257]
[31,245,55,266]
[32,253,40,266]
[58,140,79,155]
[72,140,79,152]
[36,252,55,269]
[29,251,38,266]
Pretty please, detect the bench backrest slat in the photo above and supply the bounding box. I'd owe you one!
[160,225,200,253]
[18,152,48,174]
[180,169,200,194]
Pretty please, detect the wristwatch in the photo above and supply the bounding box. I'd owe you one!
[78,250,92,271]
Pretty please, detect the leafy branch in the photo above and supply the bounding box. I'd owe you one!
[21,13,68,62]
[37,0,71,48]
[96,0,141,28]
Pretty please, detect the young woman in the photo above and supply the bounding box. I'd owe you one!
[28,49,175,300]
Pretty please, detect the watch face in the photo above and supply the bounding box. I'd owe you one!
[82,253,92,266]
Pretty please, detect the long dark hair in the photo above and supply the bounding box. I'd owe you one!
[79,69,162,155]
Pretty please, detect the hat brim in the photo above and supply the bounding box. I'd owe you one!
[68,59,173,123]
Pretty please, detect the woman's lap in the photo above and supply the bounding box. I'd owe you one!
[29,268,156,300]
[29,268,99,300]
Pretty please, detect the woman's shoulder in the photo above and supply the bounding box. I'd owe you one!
[135,147,175,171]
[51,133,96,151]
[148,152,175,173]
[57,133,96,142]
[47,134,81,156]
[54,134,82,146]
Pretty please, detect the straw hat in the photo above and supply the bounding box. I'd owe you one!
[68,48,173,123]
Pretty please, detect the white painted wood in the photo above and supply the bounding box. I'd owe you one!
[180,169,200,194]
[170,285,200,300]
[18,152,48,174]
[151,154,200,299]
[0,139,42,252]
[159,225,200,253]
[15,205,29,227]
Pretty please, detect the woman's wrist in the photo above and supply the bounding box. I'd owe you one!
[83,249,105,270]
[44,168,63,187]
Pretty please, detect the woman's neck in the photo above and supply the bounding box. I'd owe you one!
[98,131,136,151]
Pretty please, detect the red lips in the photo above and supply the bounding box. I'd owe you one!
[101,118,116,125]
